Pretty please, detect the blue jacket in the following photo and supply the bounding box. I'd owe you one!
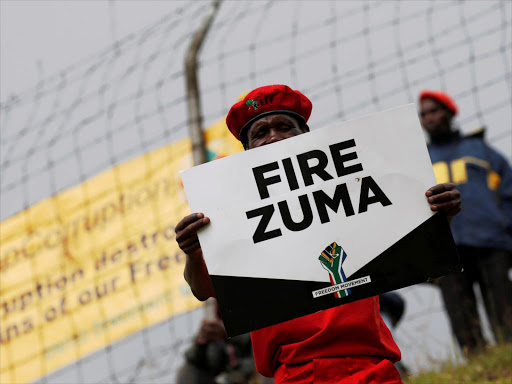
[428,129,512,251]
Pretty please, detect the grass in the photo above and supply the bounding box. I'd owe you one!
[404,343,512,384]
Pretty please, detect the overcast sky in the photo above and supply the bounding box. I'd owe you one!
[1,1,184,99]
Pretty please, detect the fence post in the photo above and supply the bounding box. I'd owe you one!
[185,0,222,320]
[185,0,221,167]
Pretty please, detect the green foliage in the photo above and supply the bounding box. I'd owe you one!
[405,343,512,384]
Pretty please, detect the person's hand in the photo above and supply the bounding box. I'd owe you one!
[195,318,226,345]
[425,182,461,218]
[175,213,210,257]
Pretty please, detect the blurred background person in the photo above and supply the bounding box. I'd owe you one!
[419,90,512,353]
[176,299,273,384]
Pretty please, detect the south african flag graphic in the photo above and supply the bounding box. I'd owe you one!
[318,242,351,298]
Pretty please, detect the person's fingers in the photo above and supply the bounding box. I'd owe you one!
[179,236,200,249]
[175,216,210,243]
[425,182,456,197]
[427,183,461,215]
[427,190,459,204]
[181,242,202,255]
[430,198,461,214]
[175,213,204,232]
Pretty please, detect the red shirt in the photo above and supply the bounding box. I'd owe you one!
[250,296,402,383]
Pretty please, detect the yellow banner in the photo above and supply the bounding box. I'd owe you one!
[0,120,243,383]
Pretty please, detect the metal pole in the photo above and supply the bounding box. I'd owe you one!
[185,0,222,320]
[185,0,221,167]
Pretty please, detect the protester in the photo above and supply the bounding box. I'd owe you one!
[419,90,512,352]
[176,316,227,384]
[176,300,273,384]
[176,85,462,383]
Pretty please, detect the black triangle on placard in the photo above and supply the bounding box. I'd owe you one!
[211,213,461,337]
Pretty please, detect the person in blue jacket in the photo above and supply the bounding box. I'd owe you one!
[419,90,512,352]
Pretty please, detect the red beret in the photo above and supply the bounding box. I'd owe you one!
[419,90,458,116]
[226,84,313,142]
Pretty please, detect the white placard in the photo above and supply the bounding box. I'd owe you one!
[181,104,437,283]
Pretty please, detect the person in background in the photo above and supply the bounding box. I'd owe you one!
[419,90,512,353]
[176,299,272,384]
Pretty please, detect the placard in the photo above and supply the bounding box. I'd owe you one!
[181,104,460,336]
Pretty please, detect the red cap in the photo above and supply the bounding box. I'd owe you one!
[226,84,313,142]
[419,90,458,116]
